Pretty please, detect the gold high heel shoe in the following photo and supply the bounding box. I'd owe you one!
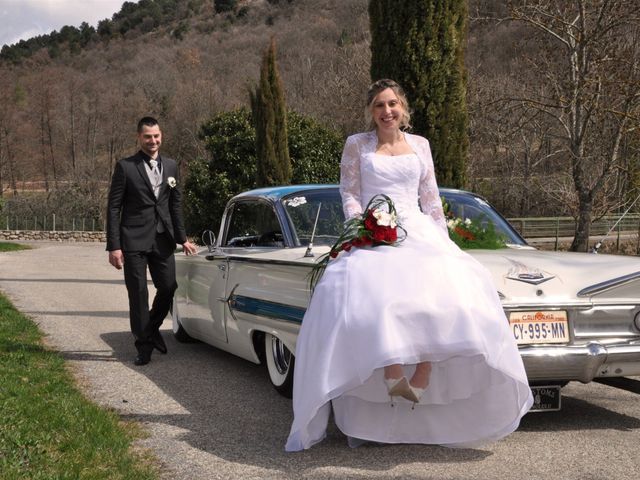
[406,363,431,408]
[404,385,425,409]
[384,376,410,406]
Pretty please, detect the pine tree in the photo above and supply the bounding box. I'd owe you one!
[250,37,291,187]
[369,0,468,188]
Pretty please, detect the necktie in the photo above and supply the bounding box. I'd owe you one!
[148,159,165,233]
[149,160,161,194]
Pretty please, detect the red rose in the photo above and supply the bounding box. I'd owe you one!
[364,210,377,231]
[373,228,386,242]
[385,227,398,242]
[330,249,339,258]
[361,236,372,246]
[343,242,352,252]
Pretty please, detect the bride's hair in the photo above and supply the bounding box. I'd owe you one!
[365,79,412,131]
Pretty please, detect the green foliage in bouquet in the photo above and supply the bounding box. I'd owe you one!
[442,199,506,250]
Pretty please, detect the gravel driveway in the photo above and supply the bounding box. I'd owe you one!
[1,241,640,480]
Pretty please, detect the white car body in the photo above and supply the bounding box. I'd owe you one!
[174,185,640,408]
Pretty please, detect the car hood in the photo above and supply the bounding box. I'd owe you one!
[468,248,640,304]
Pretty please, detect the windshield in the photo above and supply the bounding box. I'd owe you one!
[282,190,344,247]
[282,188,526,247]
[441,191,526,245]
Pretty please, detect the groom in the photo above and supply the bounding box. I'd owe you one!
[106,116,197,366]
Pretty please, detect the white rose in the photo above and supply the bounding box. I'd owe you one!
[373,209,394,227]
[389,211,397,228]
[167,177,177,188]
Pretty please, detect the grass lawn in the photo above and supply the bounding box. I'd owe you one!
[0,242,30,252]
[0,293,158,480]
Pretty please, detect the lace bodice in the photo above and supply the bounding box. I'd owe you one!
[339,131,447,233]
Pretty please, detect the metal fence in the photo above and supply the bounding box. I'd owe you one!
[507,214,640,239]
[2,215,105,232]
[3,213,640,240]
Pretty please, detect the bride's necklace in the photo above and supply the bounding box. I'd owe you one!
[376,132,410,156]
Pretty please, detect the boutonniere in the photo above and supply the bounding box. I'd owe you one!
[167,177,177,188]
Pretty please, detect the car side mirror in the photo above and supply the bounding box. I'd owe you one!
[202,230,216,253]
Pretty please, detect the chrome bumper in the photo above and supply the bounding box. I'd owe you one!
[520,341,640,383]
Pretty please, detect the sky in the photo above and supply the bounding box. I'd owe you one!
[0,0,128,47]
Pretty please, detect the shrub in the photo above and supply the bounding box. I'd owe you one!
[185,108,256,237]
[288,112,343,185]
[184,108,343,237]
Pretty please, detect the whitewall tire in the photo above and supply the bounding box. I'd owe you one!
[265,333,295,398]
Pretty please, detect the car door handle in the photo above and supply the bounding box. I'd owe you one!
[218,264,226,271]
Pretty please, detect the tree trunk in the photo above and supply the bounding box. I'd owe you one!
[570,198,592,252]
[0,127,4,198]
[44,102,58,187]
[519,141,531,216]
[40,110,50,192]
[3,127,18,196]
[69,90,77,174]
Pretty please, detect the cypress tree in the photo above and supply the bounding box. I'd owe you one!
[369,0,468,188]
[250,37,291,187]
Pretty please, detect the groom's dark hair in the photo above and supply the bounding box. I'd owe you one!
[137,116,159,133]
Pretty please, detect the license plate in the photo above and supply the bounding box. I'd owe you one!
[529,385,562,412]
[509,310,569,345]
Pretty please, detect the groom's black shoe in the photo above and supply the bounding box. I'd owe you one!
[134,352,151,366]
[152,331,168,354]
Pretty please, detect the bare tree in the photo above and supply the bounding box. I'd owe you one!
[507,0,640,251]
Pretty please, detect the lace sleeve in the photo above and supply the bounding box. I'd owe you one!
[417,139,448,234]
[339,135,363,219]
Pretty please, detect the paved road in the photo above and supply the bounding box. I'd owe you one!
[1,242,640,480]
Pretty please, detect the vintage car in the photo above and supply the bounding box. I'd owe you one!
[173,185,640,411]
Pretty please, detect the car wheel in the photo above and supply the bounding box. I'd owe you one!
[171,300,195,343]
[265,333,295,398]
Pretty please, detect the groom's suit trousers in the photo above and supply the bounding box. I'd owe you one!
[123,232,177,355]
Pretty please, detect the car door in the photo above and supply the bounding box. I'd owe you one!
[221,199,285,329]
[175,241,229,345]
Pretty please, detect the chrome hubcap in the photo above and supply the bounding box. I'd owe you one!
[270,336,291,375]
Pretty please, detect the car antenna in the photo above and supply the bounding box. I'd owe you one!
[592,190,640,253]
[304,202,322,258]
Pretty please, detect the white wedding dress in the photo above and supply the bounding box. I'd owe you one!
[285,131,533,451]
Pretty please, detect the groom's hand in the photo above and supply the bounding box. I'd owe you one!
[109,249,124,269]
[182,241,198,256]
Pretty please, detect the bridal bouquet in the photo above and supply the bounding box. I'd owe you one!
[309,194,407,289]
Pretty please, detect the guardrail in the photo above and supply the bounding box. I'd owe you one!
[506,214,640,239]
[2,213,639,244]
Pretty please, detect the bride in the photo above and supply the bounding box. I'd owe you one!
[285,79,533,451]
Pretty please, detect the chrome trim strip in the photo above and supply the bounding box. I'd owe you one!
[503,303,592,310]
[577,271,640,297]
[226,256,315,268]
[229,294,306,324]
